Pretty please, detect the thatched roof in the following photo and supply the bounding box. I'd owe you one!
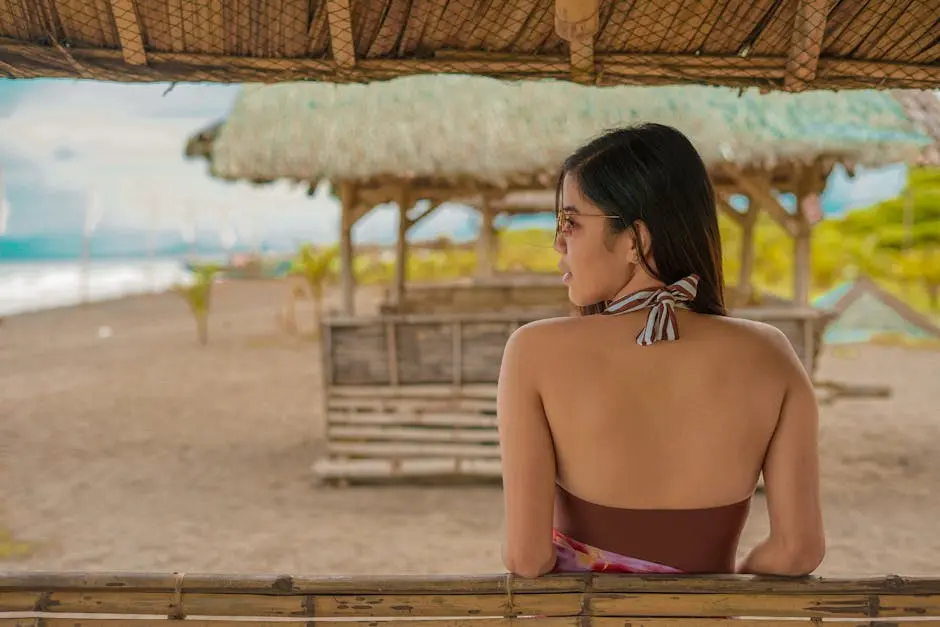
[1,1,938,90]
[186,75,938,191]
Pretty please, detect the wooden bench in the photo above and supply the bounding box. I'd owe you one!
[314,305,841,484]
[2,571,939,626]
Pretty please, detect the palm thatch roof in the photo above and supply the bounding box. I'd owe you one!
[186,75,939,191]
[1,1,939,90]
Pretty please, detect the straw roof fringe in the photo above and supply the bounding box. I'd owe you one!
[187,75,937,191]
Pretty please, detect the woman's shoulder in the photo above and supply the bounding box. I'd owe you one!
[694,314,806,368]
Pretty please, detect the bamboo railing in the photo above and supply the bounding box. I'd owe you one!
[2,572,940,625]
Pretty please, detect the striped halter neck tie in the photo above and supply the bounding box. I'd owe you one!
[602,275,700,345]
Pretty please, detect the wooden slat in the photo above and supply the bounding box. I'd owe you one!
[327,396,497,412]
[328,384,496,399]
[6,618,940,627]
[108,0,146,64]
[328,441,501,459]
[4,572,940,595]
[313,456,503,480]
[8,620,940,627]
[4,590,940,619]
[2,620,570,627]
[592,621,940,627]
[329,424,500,443]
[784,0,828,91]
[328,410,497,428]
[591,592,940,618]
[312,593,581,617]
[326,0,355,68]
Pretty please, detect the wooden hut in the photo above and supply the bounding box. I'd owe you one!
[186,77,939,314]
[1,0,938,91]
[185,77,939,483]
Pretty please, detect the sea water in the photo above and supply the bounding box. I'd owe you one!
[0,259,194,316]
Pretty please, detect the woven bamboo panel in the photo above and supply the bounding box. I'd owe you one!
[0,1,938,89]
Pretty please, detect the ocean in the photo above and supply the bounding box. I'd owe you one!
[0,259,195,317]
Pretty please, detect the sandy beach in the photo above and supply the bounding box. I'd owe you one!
[1,280,938,577]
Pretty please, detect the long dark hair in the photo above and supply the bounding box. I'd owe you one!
[556,123,726,317]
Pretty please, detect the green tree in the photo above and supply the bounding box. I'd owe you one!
[290,244,338,336]
[175,262,220,345]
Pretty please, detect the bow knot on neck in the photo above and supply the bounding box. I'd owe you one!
[602,275,700,345]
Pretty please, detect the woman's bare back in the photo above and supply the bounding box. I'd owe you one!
[497,308,823,577]
[532,310,788,511]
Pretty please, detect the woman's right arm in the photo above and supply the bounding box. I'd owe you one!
[737,329,826,576]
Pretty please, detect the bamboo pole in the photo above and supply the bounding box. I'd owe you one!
[4,37,940,88]
[2,585,940,619]
[4,572,940,595]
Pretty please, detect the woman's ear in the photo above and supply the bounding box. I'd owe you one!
[632,221,653,260]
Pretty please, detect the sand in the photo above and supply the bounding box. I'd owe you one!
[1,280,938,577]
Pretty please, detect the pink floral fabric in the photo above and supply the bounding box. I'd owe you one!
[552,528,685,574]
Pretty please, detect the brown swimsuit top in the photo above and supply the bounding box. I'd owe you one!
[553,483,752,573]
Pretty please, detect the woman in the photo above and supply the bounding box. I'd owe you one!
[496,124,825,577]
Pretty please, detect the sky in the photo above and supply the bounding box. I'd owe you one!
[0,78,922,256]
[0,78,481,254]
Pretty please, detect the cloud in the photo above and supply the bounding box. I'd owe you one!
[0,80,346,243]
[0,79,496,248]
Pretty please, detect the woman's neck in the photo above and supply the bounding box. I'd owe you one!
[609,272,665,303]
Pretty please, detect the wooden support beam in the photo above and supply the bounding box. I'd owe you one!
[393,187,411,306]
[476,199,497,278]
[338,181,358,316]
[408,203,443,229]
[784,0,829,92]
[739,201,759,300]
[792,166,818,307]
[108,0,147,65]
[555,0,599,84]
[326,0,356,69]
[716,193,747,228]
[727,171,799,237]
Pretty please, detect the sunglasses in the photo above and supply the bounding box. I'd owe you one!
[555,209,623,238]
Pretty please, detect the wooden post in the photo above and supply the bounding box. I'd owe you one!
[793,166,822,306]
[477,198,496,278]
[394,187,411,305]
[739,199,758,303]
[338,181,357,316]
[794,227,811,306]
